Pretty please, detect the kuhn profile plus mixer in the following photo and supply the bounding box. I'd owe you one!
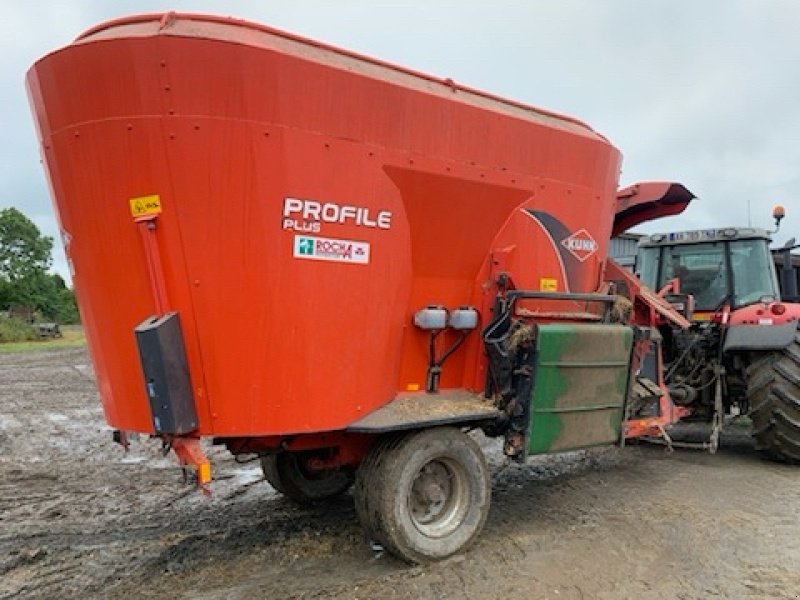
[29,13,706,562]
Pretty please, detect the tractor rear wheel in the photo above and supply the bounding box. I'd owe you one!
[261,452,353,503]
[746,339,800,464]
[353,427,490,564]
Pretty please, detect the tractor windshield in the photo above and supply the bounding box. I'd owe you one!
[636,239,779,310]
[729,239,780,305]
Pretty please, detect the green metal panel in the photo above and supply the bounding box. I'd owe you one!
[528,323,633,455]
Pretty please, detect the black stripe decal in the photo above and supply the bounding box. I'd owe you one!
[523,209,578,292]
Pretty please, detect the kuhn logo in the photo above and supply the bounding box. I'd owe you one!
[561,229,598,262]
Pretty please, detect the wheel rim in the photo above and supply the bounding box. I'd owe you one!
[408,457,469,538]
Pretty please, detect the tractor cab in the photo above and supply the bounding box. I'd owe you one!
[630,222,800,466]
[635,228,780,314]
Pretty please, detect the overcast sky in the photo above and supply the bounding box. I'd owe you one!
[3,1,800,280]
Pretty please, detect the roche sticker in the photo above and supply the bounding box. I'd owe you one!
[293,235,370,265]
[561,229,598,262]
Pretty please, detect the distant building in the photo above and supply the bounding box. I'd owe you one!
[773,250,800,301]
[608,232,644,270]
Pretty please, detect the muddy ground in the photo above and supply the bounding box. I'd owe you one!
[1,346,799,599]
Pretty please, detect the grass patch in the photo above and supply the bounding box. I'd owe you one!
[0,317,37,342]
[0,325,85,353]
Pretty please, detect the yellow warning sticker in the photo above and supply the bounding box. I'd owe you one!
[539,277,558,292]
[129,194,162,218]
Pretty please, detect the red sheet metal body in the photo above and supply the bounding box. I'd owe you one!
[613,182,695,237]
[28,13,623,437]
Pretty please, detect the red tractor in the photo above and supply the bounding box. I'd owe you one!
[629,209,800,462]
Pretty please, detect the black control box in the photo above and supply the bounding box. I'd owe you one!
[134,312,197,435]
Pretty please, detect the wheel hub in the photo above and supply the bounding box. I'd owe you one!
[408,458,468,538]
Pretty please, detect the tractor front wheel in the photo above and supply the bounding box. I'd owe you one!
[746,339,800,464]
[261,452,353,503]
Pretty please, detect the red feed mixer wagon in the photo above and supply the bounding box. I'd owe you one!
[27,13,694,562]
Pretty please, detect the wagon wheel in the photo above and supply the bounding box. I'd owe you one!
[353,427,490,564]
[261,451,353,503]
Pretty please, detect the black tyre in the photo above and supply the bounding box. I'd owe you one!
[261,453,287,495]
[746,340,800,464]
[261,452,353,503]
[354,428,490,564]
[352,434,398,540]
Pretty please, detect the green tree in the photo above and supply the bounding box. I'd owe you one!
[0,207,52,283]
[41,273,79,324]
[0,207,79,323]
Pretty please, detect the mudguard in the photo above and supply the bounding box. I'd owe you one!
[723,321,799,352]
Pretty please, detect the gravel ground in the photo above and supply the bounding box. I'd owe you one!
[1,346,799,599]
